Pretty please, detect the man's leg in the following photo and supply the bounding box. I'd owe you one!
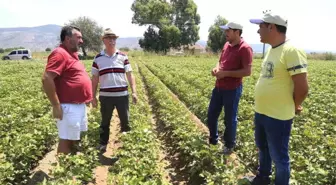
[223,85,242,150]
[253,112,272,184]
[115,95,130,132]
[71,140,80,155]
[99,96,115,147]
[72,104,88,154]
[57,139,72,155]
[56,104,80,155]
[207,87,224,145]
[264,115,293,185]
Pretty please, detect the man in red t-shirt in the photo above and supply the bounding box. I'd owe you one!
[208,22,253,155]
[42,26,92,155]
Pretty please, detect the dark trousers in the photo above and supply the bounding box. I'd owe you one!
[254,112,293,185]
[99,95,130,145]
[207,85,242,148]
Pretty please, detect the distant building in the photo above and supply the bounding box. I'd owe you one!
[169,43,206,55]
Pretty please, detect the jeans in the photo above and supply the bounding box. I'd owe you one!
[254,112,293,185]
[99,95,130,145]
[207,85,242,148]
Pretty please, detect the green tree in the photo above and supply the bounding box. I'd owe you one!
[131,0,172,28]
[207,15,228,53]
[45,48,51,52]
[159,25,181,52]
[0,48,4,53]
[66,16,104,56]
[171,0,200,47]
[139,26,160,52]
[139,25,181,54]
[131,0,200,53]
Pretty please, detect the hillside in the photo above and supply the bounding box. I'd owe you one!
[0,24,62,51]
[0,24,269,53]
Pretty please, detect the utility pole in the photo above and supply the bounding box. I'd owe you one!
[262,43,265,59]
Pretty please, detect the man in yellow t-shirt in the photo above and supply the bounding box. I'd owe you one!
[249,11,309,185]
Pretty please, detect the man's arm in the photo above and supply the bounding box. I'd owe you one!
[216,66,252,78]
[216,46,253,79]
[91,75,99,99]
[42,71,63,120]
[285,47,309,114]
[123,56,136,94]
[43,51,64,107]
[292,73,309,111]
[42,71,60,106]
[211,62,220,76]
[126,72,136,94]
[43,51,65,119]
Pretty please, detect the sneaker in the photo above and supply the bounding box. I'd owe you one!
[96,144,107,152]
[251,175,271,185]
[223,147,234,155]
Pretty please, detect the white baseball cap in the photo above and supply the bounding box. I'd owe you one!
[219,22,243,30]
[250,11,288,27]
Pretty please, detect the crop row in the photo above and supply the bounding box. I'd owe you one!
[138,62,249,184]
[0,62,57,185]
[107,62,170,184]
[143,56,336,185]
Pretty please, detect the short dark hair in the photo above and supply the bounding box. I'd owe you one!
[263,22,287,34]
[232,29,243,36]
[60,26,80,42]
[274,24,287,34]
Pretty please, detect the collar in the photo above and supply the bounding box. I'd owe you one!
[229,37,244,47]
[60,44,79,59]
[101,49,119,57]
[272,40,288,49]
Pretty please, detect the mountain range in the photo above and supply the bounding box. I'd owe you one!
[0,24,326,54]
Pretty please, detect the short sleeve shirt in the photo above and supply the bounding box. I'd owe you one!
[254,41,308,120]
[216,39,253,90]
[45,45,92,104]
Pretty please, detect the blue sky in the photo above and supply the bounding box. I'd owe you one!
[0,0,335,51]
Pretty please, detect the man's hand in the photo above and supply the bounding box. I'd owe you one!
[295,105,303,115]
[211,67,219,76]
[91,97,98,108]
[132,93,138,104]
[216,70,227,79]
[292,73,308,115]
[53,104,63,120]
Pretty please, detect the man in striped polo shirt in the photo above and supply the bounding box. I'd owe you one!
[91,28,137,152]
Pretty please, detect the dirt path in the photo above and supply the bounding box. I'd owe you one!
[89,110,121,185]
[141,64,254,179]
[146,96,186,184]
[170,87,256,179]
[27,109,121,185]
[139,68,190,185]
[153,116,190,185]
[26,144,57,185]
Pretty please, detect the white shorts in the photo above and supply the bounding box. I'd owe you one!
[56,103,88,140]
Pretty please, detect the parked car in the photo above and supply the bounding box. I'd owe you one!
[2,49,32,60]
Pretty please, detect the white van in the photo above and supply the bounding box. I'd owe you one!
[2,49,32,60]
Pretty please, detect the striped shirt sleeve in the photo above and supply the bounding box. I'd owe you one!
[124,56,132,72]
[285,47,308,76]
[91,60,99,76]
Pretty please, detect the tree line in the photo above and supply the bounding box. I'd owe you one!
[63,0,227,56]
[1,0,228,56]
